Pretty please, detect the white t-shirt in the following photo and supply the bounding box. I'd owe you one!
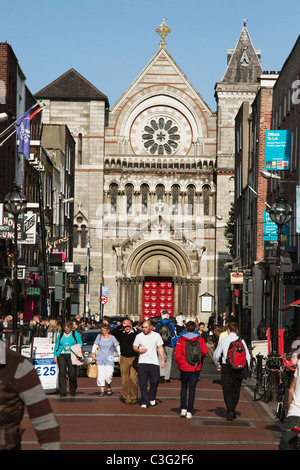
[287,358,300,418]
[133,331,163,365]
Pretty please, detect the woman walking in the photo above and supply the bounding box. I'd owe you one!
[54,321,83,397]
[92,324,120,397]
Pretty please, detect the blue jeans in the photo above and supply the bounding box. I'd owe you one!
[180,370,200,412]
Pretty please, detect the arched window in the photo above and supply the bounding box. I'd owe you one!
[141,184,149,214]
[171,184,180,215]
[125,184,133,214]
[203,185,211,215]
[187,185,195,215]
[156,184,165,201]
[78,133,82,165]
[109,183,118,214]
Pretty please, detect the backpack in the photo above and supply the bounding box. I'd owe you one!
[59,329,77,345]
[185,339,201,368]
[226,337,247,370]
[158,322,171,345]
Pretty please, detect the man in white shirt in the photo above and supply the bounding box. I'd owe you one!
[213,322,251,421]
[133,320,165,408]
[278,356,300,449]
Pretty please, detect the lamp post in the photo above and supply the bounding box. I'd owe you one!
[268,196,292,352]
[4,182,27,331]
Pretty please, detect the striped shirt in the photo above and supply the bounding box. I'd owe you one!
[0,347,60,450]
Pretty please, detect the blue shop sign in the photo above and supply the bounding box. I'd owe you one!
[263,210,289,248]
[265,130,291,171]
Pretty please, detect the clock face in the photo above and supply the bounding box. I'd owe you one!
[130,106,192,156]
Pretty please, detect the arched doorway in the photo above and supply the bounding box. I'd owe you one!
[116,240,200,319]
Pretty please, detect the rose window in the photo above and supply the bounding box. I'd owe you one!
[142,117,181,155]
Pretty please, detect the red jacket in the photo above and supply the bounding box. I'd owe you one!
[175,334,209,372]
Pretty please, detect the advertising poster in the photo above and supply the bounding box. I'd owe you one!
[32,339,58,392]
[265,130,291,171]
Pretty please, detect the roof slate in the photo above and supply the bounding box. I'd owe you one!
[222,26,262,83]
[34,68,109,106]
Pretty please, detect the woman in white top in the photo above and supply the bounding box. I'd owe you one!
[92,324,120,397]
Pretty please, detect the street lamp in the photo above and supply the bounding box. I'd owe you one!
[4,182,27,330]
[268,196,292,353]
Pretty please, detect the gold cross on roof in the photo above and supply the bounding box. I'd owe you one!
[156,19,171,41]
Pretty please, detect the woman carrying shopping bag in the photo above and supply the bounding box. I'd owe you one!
[92,324,120,397]
[54,321,83,397]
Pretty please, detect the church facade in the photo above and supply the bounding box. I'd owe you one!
[35,21,262,323]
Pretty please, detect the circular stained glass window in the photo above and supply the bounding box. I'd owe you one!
[142,117,181,155]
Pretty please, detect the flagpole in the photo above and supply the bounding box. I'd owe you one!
[0,101,43,140]
[0,103,44,147]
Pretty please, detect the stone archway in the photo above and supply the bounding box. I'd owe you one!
[116,240,200,319]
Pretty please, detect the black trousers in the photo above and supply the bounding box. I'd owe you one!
[57,353,77,395]
[138,363,160,406]
[220,363,242,413]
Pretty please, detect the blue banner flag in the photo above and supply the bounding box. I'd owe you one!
[14,104,36,160]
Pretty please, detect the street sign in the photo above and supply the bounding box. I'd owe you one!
[99,295,108,304]
[19,213,36,245]
[99,285,109,296]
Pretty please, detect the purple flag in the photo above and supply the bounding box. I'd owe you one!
[14,104,35,160]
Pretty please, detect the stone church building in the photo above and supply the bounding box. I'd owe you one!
[35,21,262,322]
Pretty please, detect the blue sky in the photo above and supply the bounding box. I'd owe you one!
[2,0,300,111]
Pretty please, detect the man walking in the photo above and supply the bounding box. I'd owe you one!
[111,318,139,404]
[174,321,208,419]
[213,321,250,421]
[155,311,177,383]
[133,320,165,408]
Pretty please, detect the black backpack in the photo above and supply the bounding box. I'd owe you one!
[59,329,77,345]
[158,322,171,345]
[185,339,201,368]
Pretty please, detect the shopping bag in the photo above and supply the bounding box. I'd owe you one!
[87,360,97,378]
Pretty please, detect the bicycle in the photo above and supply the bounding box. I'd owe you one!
[276,364,295,422]
[248,346,257,379]
[262,353,283,403]
[253,353,282,402]
[254,354,268,401]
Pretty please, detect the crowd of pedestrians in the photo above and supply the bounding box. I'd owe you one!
[1,309,300,450]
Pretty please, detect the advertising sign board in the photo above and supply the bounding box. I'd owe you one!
[265,130,291,171]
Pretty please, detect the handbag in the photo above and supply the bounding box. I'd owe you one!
[70,343,83,365]
[87,360,98,378]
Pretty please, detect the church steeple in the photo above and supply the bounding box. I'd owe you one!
[222,21,262,83]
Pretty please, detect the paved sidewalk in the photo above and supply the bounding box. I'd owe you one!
[21,350,283,451]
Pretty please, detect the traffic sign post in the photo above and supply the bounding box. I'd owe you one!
[99,295,108,305]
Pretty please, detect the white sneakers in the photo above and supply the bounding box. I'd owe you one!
[141,401,156,408]
[180,409,192,419]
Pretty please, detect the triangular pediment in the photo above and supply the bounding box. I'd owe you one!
[111,46,213,115]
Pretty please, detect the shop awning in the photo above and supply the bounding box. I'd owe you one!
[280,299,300,310]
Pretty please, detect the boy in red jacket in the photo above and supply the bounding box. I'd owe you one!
[174,321,209,418]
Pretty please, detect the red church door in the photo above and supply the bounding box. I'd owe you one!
[142,278,174,320]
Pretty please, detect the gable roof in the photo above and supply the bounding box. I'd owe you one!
[34,68,109,106]
[111,46,214,115]
[222,24,262,83]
